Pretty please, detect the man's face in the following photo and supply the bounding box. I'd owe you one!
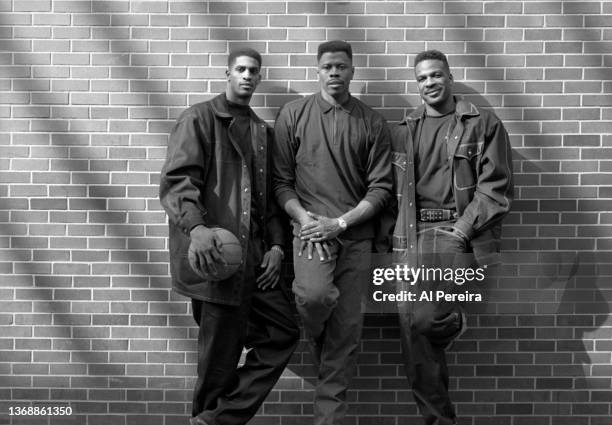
[317,51,354,100]
[415,59,454,110]
[226,55,261,102]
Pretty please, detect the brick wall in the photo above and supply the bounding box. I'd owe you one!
[1,1,611,424]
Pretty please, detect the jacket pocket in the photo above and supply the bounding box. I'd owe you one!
[453,142,482,190]
[454,142,483,160]
[391,151,407,203]
[391,151,407,171]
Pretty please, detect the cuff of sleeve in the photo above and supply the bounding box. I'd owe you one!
[268,233,285,248]
[276,190,299,211]
[182,211,206,236]
[363,191,385,214]
[453,219,474,241]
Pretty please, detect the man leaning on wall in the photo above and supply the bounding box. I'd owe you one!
[159,48,299,425]
[272,40,393,425]
[390,49,514,425]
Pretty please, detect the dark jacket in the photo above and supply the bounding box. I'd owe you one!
[159,93,285,305]
[389,98,514,266]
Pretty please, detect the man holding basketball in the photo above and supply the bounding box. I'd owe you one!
[160,48,299,425]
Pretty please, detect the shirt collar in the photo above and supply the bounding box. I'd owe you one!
[211,93,263,123]
[401,96,480,124]
[315,92,356,114]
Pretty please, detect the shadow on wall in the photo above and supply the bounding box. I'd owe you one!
[0,5,193,400]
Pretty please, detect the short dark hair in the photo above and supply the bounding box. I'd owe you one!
[414,49,450,70]
[228,48,262,68]
[317,40,353,62]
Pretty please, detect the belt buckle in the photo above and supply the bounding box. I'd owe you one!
[420,209,435,222]
[420,208,453,222]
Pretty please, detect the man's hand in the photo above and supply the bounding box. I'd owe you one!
[296,239,333,262]
[299,212,343,242]
[257,246,283,290]
[188,225,226,278]
[294,212,338,261]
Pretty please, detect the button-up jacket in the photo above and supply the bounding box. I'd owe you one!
[390,98,514,266]
[160,93,284,305]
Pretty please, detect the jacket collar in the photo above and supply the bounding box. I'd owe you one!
[400,96,480,125]
[210,93,264,124]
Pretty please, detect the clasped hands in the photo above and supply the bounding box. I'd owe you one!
[297,211,343,261]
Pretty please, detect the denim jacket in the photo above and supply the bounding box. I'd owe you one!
[159,94,285,305]
[389,98,514,267]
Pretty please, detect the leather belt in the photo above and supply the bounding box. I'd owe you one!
[419,208,458,222]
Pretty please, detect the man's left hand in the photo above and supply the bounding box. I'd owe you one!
[257,247,283,290]
[299,212,343,242]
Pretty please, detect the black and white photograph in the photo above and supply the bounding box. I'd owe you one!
[1,1,611,424]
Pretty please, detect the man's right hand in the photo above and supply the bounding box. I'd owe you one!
[297,239,333,262]
[188,225,226,278]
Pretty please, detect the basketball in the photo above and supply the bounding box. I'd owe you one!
[190,227,243,281]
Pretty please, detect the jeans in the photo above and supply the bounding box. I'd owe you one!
[398,220,474,425]
[292,229,372,425]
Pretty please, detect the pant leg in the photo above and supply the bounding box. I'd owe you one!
[314,239,372,425]
[292,234,340,346]
[293,235,371,425]
[398,304,457,425]
[398,222,470,425]
[191,298,247,419]
[200,282,299,425]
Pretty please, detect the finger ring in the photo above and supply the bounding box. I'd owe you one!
[316,232,321,237]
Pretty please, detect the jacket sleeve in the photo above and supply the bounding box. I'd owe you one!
[265,125,287,247]
[272,106,299,209]
[363,116,393,214]
[159,111,209,235]
[454,118,514,239]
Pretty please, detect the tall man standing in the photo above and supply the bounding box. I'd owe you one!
[390,50,514,425]
[273,40,392,425]
[160,48,299,425]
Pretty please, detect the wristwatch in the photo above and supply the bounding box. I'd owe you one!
[337,217,348,231]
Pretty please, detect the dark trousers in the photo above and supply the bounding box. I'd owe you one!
[191,268,299,425]
[398,221,473,425]
[292,232,372,425]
